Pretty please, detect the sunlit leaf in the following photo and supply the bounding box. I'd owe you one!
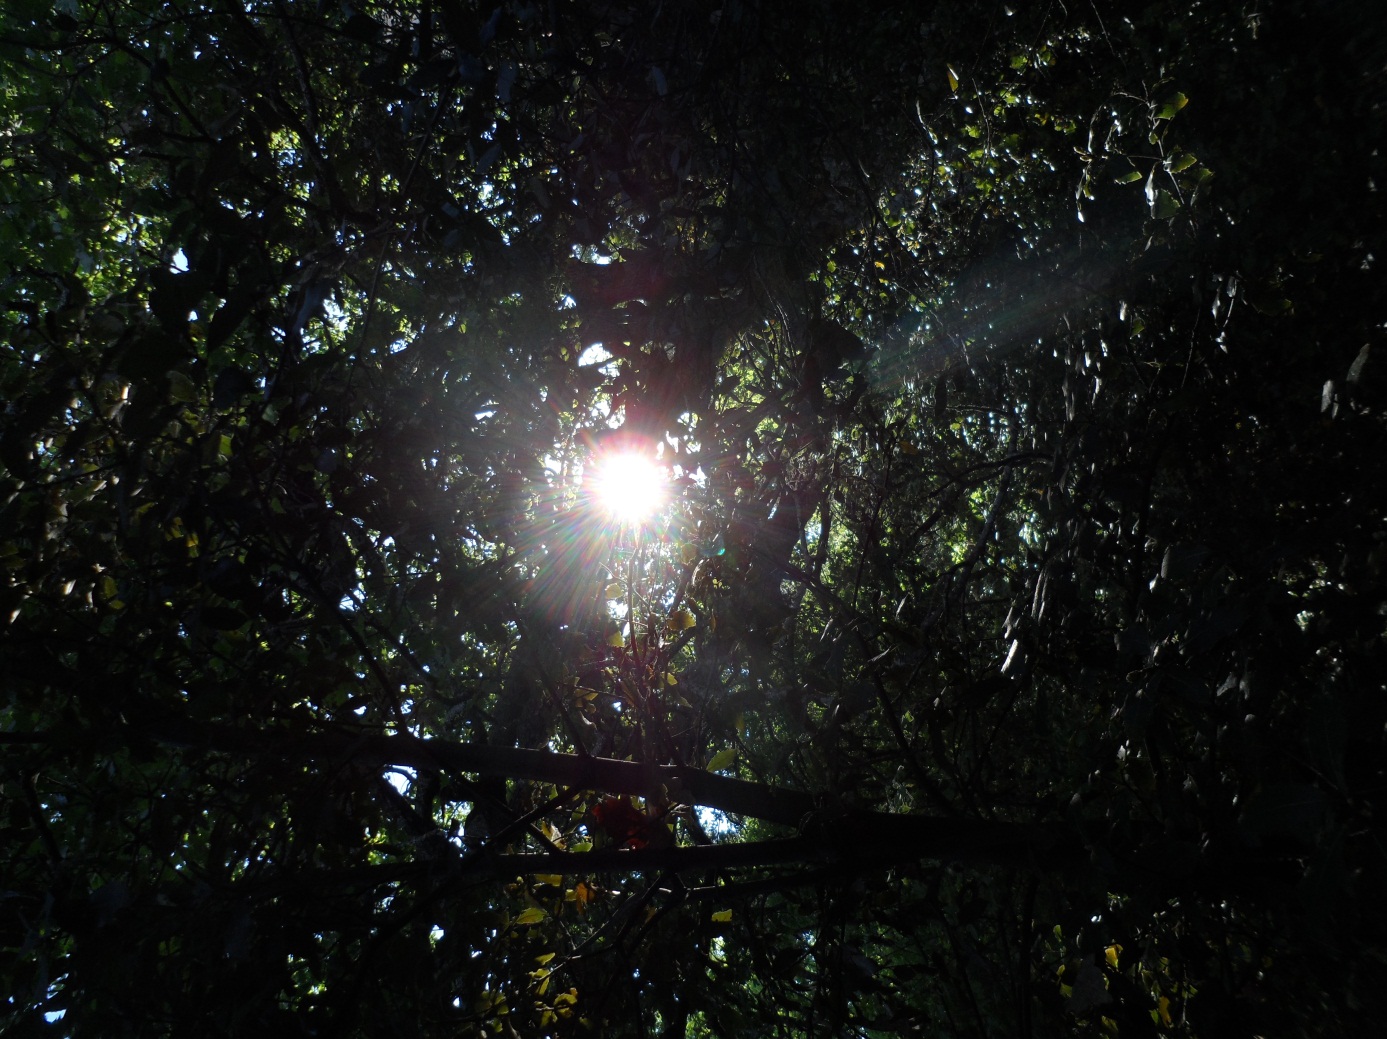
[706,748,737,772]
[1165,150,1198,173]
[1150,188,1181,219]
[1154,91,1188,119]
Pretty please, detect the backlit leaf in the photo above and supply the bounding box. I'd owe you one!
[1165,151,1198,173]
[706,748,737,772]
[1154,91,1188,119]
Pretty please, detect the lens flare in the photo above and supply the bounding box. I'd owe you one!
[589,450,666,524]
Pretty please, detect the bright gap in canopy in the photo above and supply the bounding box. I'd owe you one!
[587,449,667,525]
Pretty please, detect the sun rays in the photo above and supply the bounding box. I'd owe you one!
[586,449,667,526]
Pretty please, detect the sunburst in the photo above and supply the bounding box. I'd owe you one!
[588,450,667,524]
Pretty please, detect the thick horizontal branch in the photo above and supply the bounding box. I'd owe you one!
[138,716,1067,866]
[144,716,819,828]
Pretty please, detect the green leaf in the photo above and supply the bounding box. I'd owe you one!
[1154,91,1188,119]
[706,748,737,772]
[166,370,198,402]
[1150,188,1181,220]
[1165,151,1198,173]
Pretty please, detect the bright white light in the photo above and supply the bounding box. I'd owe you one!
[589,451,666,524]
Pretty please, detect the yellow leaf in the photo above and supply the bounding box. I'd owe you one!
[604,582,624,600]
[664,672,678,686]
[515,907,548,925]
[680,542,698,564]
[567,881,594,910]
[1157,996,1172,1026]
[947,66,959,92]
[1105,944,1122,969]
[535,953,557,965]
[606,631,625,647]
[711,909,733,923]
[669,608,696,631]
[706,748,737,772]
[533,874,563,887]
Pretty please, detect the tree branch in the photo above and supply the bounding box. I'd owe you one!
[137,715,1066,867]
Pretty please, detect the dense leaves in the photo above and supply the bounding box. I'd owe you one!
[3,1,1385,1036]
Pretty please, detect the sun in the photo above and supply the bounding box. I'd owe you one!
[588,450,667,524]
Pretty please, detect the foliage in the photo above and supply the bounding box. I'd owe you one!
[2,1,1385,1036]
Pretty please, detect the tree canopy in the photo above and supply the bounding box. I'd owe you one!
[2,0,1385,1036]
